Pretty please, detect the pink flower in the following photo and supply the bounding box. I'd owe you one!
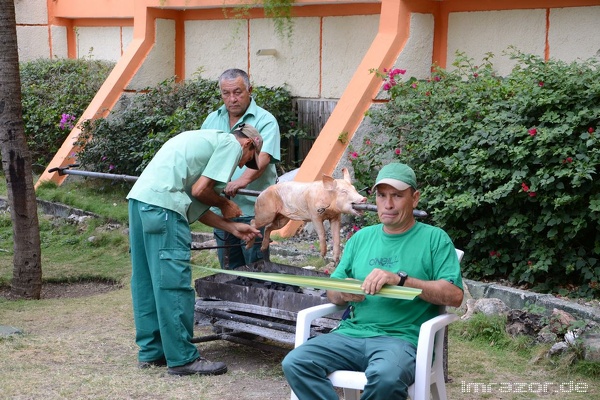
[473,73,479,78]
[528,128,537,136]
[589,127,595,134]
[562,157,573,164]
[434,76,441,82]
[108,164,115,171]
[59,113,76,130]
[349,152,359,160]
[521,182,530,192]
[365,139,371,145]
[411,83,418,89]
[383,82,392,91]
[394,148,401,155]
[538,81,544,87]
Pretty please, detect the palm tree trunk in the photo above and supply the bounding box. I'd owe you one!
[0,0,42,299]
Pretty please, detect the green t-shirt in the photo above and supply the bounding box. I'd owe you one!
[126,129,242,223]
[202,98,281,216]
[331,222,463,347]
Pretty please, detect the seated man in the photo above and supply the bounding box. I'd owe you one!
[282,163,464,400]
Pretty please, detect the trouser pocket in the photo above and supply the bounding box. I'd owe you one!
[158,248,192,290]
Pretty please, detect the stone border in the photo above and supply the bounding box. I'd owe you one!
[465,279,600,323]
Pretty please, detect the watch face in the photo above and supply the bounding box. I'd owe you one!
[397,272,408,286]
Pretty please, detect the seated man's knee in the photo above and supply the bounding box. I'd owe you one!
[281,349,299,375]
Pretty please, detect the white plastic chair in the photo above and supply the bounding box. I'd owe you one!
[290,249,464,400]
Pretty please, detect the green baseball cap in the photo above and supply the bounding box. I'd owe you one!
[372,163,417,191]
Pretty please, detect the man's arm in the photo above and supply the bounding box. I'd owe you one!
[359,269,463,307]
[199,210,260,242]
[191,175,241,219]
[327,289,365,305]
[224,152,272,196]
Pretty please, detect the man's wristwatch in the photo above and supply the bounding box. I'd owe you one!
[397,271,408,286]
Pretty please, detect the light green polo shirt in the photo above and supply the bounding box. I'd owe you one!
[331,222,463,348]
[201,98,281,216]
[126,129,242,223]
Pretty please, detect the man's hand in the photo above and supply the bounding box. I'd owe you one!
[220,198,242,219]
[360,268,398,295]
[224,179,249,197]
[229,222,261,242]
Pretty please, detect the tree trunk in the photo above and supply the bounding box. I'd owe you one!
[0,0,42,299]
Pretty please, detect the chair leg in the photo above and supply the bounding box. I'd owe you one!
[343,388,361,400]
[430,372,448,400]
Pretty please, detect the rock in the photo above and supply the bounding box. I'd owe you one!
[551,308,575,326]
[461,298,510,320]
[548,341,569,356]
[0,325,22,337]
[537,326,558,343]
[505,309,544,337]
[581,332,600,362]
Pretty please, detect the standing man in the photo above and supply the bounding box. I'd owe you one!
[282,163,464,399]
[202,68,281,269]
[127,126,263,376]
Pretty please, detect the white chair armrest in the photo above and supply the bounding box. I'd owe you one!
[294,303,345,348]
[412,312,459,400]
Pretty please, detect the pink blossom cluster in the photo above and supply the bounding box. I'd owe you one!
[59,113,76,130]
[382,68,406,91]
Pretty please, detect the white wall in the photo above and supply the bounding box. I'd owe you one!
[185,19,248,81]
[14,1,600,97]
[549,6,600,63]
[128,19,176,90]
[447,9,546,76]
[249,17,321,98]
[76,27,124,61]
[321,14,379,99]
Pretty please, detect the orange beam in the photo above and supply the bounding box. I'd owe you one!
[276,0,413,237]
[36,4,158,187]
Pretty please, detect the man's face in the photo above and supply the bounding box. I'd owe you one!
[375,184,420,234]
[220,77,252,119]
[238,139,256,169]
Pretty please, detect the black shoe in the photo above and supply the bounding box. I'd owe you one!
[167,357,227,376]
[138,357,167,369]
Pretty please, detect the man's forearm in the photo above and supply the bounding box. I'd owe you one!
[199,211,232,231]
[405,277,463,307]
[326,290,347,305]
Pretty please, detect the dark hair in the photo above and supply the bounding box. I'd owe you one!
[218,69,250,90]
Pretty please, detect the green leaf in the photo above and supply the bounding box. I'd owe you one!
[190,264,422,300]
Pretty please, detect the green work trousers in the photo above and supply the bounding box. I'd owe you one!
[128,199,199,367]
[282,332,417,400]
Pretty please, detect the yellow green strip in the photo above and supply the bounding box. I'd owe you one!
[192,264,422,300]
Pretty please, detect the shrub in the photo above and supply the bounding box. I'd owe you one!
[77,77,303,175]
[350,49,600,297]
[20,58,114,168]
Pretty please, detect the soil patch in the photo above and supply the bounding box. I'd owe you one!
[0,280,120,300]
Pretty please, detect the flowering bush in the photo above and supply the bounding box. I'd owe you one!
[77,77,304,175]
[350,50,600,297]
[19,58,114,168]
